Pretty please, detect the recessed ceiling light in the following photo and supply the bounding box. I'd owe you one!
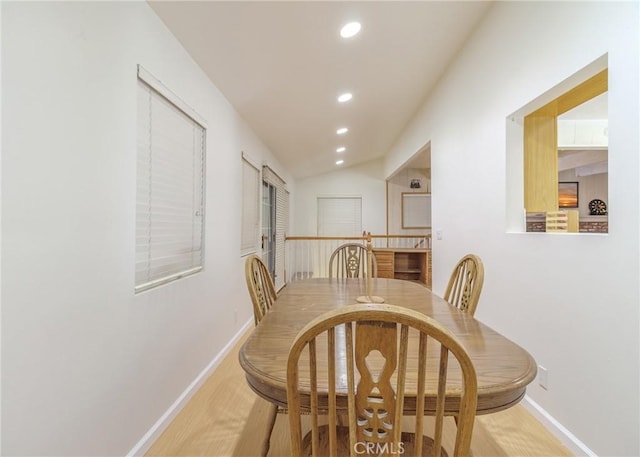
[336,146,346,153]
[338,93,352,103]
[340,22,361,38]
[336,159,344,165]
[336,127,348,135]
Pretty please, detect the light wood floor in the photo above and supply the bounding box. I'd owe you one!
[146,330,572,457]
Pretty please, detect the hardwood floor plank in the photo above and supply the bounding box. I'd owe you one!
[146,329,572,457]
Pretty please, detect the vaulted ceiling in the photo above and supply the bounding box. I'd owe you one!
[149,1,492,178]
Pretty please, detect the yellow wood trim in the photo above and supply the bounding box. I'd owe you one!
[529,69,608,118]
[557,69,607,114]
[566,210,579,233]
[524,69,607,213]
[524,114,558,212]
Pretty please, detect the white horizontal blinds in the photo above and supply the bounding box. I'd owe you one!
[317,197,362,236]
[276,189,290,289]
[264,166,288,289]
[241,155,260,255]
[136,76,206,292]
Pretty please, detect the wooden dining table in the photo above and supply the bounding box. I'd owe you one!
[239,278,537,416]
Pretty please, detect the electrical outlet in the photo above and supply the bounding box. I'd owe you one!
[538,365,548,390]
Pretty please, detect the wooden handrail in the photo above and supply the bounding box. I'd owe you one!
[283,233,432,285]
[285,236,367,241]
[286,234,431,241]
[371,234,432,239]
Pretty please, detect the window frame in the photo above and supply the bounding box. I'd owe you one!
[135,65,207,293]
[263,165,289,290]
[241,152,261,256]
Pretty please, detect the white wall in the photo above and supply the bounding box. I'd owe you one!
[294,158,386,236]
[0,3,3,453]
[1,2,291,455]
[385,2,639,455]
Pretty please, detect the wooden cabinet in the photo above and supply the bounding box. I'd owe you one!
[373,248,431,287]
[374,251,395,279]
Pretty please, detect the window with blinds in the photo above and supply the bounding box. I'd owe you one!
[317,196,362,236]
[136,66,206,293]
[241,154,260,256]
[275,188,290,290]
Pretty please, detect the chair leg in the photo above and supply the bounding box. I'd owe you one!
[261,403,279,457]
[453,415,474,456]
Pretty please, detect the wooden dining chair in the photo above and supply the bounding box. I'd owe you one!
[443,254,484,317]
[245,254,278,326]
[328,243,378,279]
[244,254,279,456]
[286,304,478,457]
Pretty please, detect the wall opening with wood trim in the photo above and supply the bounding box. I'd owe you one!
[506,54,608,233]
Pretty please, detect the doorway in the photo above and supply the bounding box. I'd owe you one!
[262,181,276,278]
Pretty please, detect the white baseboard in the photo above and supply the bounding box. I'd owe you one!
[127,336,597,457]
[127,318,254,457]
[522,395,597,457]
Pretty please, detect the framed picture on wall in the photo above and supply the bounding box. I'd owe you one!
[558,182,579,208]
[401,192,431,228]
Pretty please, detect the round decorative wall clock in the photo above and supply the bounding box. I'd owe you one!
[588,199,607,215]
